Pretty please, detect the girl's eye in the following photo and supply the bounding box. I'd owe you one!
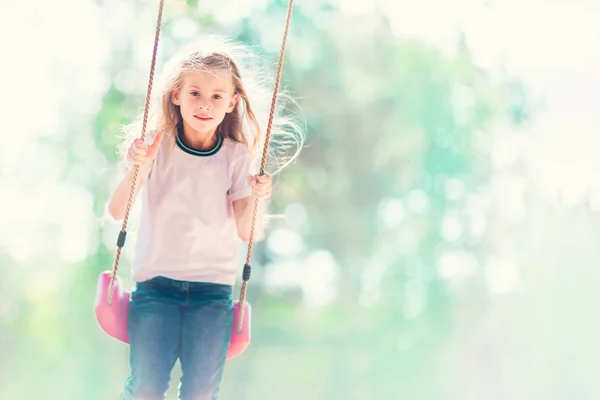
[191,91,200,96]
[213,95,222,100]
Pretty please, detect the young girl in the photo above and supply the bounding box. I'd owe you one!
[107,37,303,400]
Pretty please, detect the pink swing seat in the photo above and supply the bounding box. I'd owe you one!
[94,271,251,360]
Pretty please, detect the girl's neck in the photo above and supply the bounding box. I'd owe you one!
[179,121,219,151]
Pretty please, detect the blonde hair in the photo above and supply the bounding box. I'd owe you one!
[118,36,304,175]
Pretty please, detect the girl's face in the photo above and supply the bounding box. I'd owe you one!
[172,69,239,136]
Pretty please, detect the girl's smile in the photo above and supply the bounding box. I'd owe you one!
[194,114,213,121]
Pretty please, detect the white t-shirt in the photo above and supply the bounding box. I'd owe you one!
[131,131,253,285]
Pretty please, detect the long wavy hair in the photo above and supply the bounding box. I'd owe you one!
[118,36,304,175]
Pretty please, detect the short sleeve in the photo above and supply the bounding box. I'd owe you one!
[229,144,253,201]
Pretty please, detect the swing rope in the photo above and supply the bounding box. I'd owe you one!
[237,0,295,333]
[108,0,165,305]
[108,0,296,337]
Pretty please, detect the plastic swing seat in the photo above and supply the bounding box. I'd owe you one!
[94,271,251,360]
[94,271,250,360]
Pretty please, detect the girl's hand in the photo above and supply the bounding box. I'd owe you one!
[127,131,164,168]
[247,174,272,200]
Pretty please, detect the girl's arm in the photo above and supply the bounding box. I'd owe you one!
[233,174,272,242]
[233,195,266,243]
[108,132,164,220]
[107,166,150,220]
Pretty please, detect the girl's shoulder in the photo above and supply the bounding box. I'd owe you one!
[221,137,250,157]
[221,138,251,173]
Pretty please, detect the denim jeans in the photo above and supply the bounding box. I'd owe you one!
[120,276,234,400]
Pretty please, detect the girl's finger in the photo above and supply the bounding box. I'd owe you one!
[256,174,271,183]
[133,146,147,157]
[148,131,164,151]
[256,184,272,192]
[129,149,146,164]
[129,148,139,160]
[134,138,149,149]
[253,188,271,197]
[255,192,271,199]
[127,156,142,166]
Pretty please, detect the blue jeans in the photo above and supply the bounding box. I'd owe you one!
[120,276,234,400]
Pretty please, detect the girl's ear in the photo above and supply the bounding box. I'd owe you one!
[227,93,240,113]
[172,90,181,106]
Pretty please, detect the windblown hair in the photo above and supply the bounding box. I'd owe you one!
[118,35,304,175]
